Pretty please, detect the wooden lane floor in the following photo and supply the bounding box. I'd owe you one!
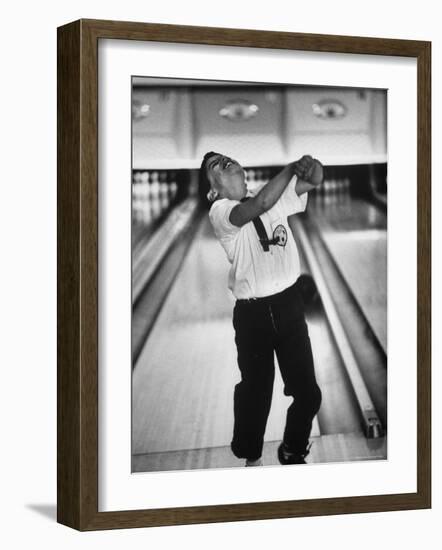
[309,198,387,354]
[132,432,387,472]
[307,311,362,435]
[132,214,370,470]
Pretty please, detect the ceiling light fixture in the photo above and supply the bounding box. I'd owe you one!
[219,99,259,121]
[132,101,151,120]
[312,99,347,120]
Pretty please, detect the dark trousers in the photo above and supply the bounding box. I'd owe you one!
[231,281,322,460]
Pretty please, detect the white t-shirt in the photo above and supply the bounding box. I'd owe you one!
[209,175,308,299]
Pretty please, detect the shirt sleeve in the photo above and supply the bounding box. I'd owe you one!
[209,198,241,242]
[278,174,308,216]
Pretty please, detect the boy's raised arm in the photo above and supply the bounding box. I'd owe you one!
[229,156,321,227]
[229,161,298,227]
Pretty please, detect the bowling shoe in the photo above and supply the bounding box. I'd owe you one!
[245,457,263,467]
[277,442,311,465]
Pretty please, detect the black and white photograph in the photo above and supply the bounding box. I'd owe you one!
[131,76,388,474]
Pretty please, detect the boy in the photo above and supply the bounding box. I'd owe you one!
[202,152,323,467]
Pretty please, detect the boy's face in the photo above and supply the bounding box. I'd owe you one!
[206,154,247,201]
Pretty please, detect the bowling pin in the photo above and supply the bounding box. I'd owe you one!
[138,171,146,219]
[150,171,161,218]
[132,172,141,221]
[160,181,169,210]
[158,172,169,211]
[140,172,150,224]
[170,181,177,201]
[333,178,339,204]
[142,172,149,205]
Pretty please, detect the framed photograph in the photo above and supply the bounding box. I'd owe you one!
[57,19,431,530]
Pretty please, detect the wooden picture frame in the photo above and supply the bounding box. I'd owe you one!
[57,18,431,531]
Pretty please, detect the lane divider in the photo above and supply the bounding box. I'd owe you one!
[133,198,199,304]
[292,216,384,439]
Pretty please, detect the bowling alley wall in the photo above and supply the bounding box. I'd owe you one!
[132,79,387,218]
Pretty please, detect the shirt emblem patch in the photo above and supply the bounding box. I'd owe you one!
[273,224,287,247]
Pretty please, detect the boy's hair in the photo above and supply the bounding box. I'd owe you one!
[199,151,221,204]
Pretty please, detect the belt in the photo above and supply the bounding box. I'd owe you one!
[236,280,298,305]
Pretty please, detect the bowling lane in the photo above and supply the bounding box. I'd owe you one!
[308,197,387,353]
